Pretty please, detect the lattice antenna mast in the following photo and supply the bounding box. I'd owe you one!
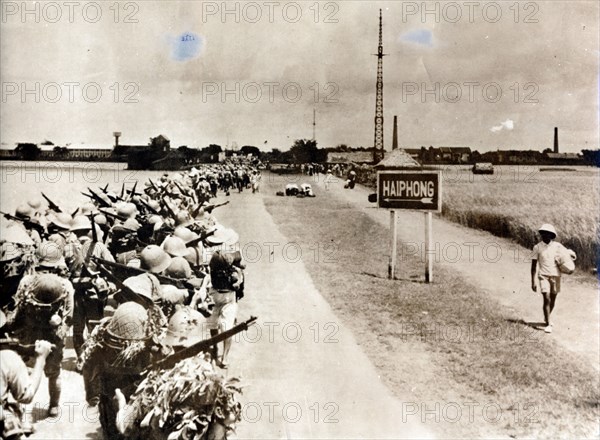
[373,9,387,163]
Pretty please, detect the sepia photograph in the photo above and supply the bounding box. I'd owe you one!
[1,1,598,439]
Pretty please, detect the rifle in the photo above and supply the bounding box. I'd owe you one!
[185,228,216,247]
[161,200,177,218]
[41,192,62,213]
[89,213,99,243]
[0,211,46,237]
[127,181,139,201]
[148,178,160,192]
[95,263,154,308]
[148,316,257,371]
[119,183,125,200]
[100,185,124,203]
[87,188,112,208]
[139,198,159,215]
[173,181,189,198]
[0,338,37,356]
[92,257,206,289]
[203,201,229,214]
[99,208,127,221]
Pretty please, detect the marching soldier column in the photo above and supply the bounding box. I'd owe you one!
[0,162,262,439]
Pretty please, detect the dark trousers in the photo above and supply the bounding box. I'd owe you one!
[73,291,104,358]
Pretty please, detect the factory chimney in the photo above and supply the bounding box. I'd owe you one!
[392,115,398,150]
[553,127,559,153]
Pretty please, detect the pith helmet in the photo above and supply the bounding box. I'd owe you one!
[161,236,188,258]
[36,241,64,268]
[538,224,557,237]
[122,274,158,301]
[15,204,34,219]
[80,202,96,216]
[48,212,73,230]
[93,214,108,226]
[206,226,239,247]
[122,218,141,232]
[175,210,194,228]
[140,245,172,273]
[173,226,199,245]
[165,257,192,279]
[70,215,92,232]
[2,224,35,245]
[184,245,206,267]
[106,302,149,341]
[27,199,43,211]
[116,202,138,219]
[148,200,160,212]
[162,306,205,347]
[30,273,66,305]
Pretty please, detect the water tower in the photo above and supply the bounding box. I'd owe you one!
[113,131,122,147]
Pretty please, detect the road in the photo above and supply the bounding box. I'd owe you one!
[28,183,433,439]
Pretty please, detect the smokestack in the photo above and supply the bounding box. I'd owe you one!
[553,127,558,153]
[392,115,398,150]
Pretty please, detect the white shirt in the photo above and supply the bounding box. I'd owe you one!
[531,241,565,277]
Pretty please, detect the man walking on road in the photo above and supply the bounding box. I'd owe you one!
[530,224,574,334]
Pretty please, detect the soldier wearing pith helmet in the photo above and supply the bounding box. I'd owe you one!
[80,301,164,440]
[68,215,116,358]
[5,273,74,417]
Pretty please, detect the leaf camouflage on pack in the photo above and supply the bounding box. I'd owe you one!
[121,352,243,439]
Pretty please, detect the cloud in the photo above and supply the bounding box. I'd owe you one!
[491,119,515,132]
[399,29,433,47]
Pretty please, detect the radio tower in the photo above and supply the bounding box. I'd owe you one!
[373,9,387,163]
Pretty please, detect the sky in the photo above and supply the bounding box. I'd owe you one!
[1,1,598,153]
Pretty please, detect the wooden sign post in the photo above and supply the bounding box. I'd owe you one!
[377,171,442,282]
[388,210,398,279]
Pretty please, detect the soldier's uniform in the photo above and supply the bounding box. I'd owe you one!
[69,229,115,358]
[81,301,162,440]
[7,273,74,415]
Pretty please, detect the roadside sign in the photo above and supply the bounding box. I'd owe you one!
[377,170,442,212]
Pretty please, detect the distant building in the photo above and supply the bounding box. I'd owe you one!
[546,152,582,162]
[326,151,374,164]
[402,147,471,164]
[0,150,17,158]
[65,149,112,159]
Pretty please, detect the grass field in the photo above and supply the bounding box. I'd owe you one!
[357,165,599,272]
[262,176,599,439]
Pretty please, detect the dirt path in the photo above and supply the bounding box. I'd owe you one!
[300,172,599,370]
[28,187,433,439]
[221,189,433,438]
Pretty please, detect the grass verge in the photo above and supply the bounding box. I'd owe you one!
[262,177,599,439]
